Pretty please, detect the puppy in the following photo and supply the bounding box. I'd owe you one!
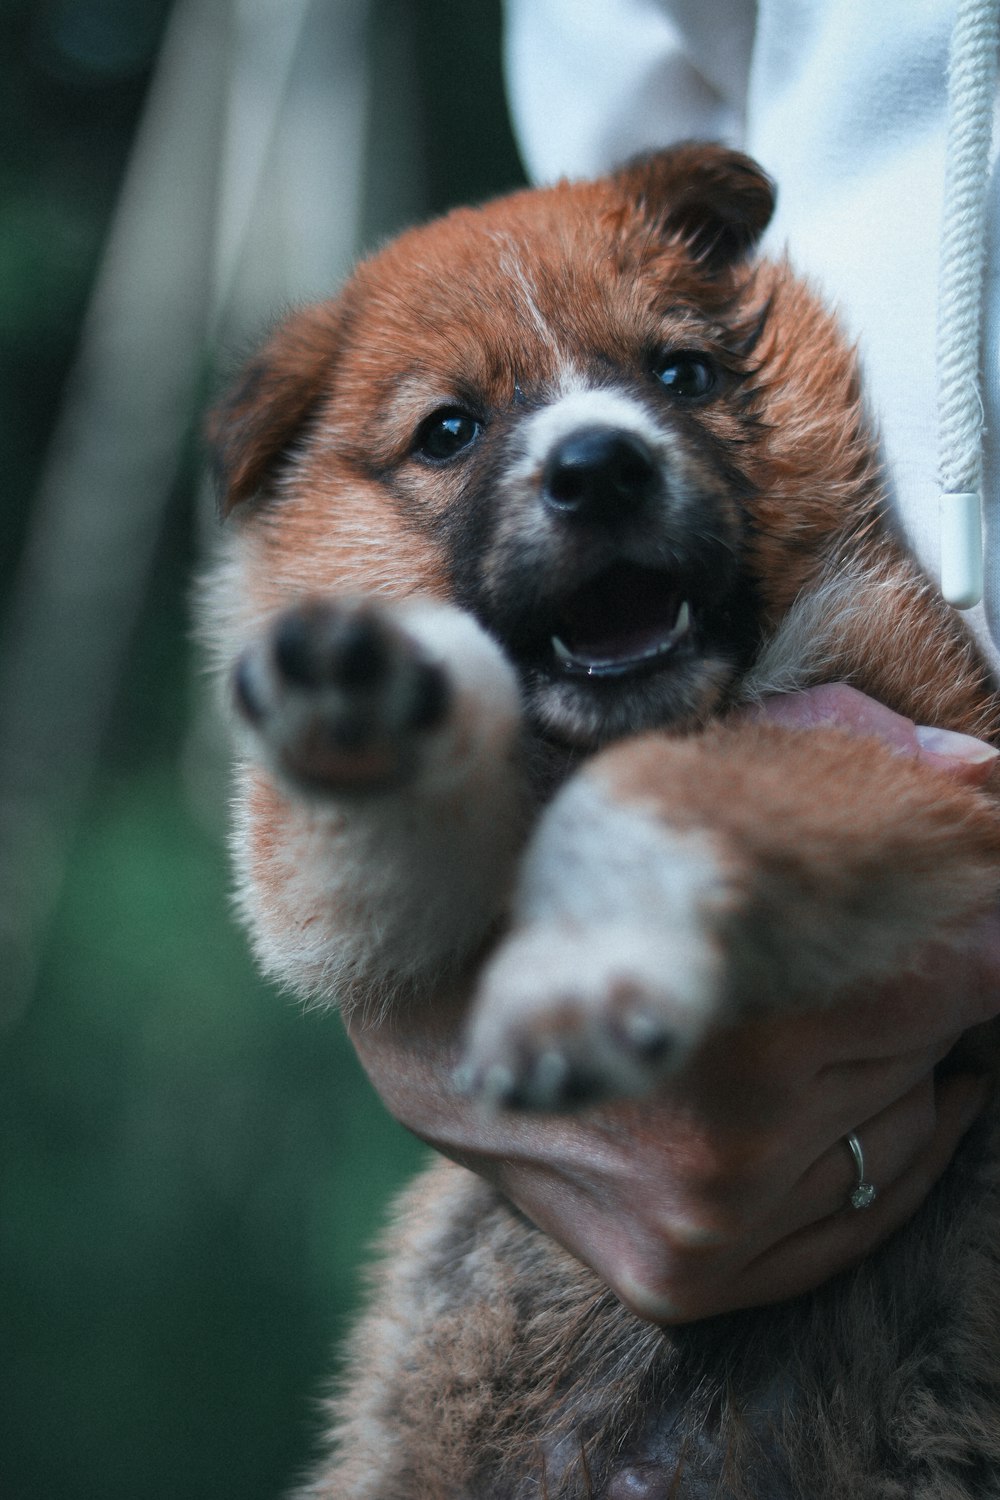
[205,145,1000,1496]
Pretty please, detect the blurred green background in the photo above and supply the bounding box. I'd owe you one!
[0,2,524,1495]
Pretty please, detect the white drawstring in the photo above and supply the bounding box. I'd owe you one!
[937,0,1000,608]
[941,2,1000,609]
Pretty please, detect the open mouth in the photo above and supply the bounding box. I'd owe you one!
[546,562,692,679]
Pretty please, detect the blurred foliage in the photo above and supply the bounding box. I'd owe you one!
[0,2,523,1497]
[0,0,173,586]
[2,770,425,1497]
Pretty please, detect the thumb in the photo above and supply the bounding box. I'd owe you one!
[746,684,998,787]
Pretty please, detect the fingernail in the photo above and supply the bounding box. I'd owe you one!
[914,725,1000,763]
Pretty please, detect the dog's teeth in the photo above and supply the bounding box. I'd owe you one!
[552,600,691,676]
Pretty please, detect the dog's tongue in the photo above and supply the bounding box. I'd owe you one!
[552,566,689,674]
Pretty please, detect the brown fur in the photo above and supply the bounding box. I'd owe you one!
[203,145,1000,1496]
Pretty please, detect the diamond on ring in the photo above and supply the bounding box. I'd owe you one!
[845,1130,876,1210]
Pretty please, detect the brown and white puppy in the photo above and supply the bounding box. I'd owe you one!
[205,146,1000,1496]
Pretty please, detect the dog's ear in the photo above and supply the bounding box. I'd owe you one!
[208,302,341,515]
[612,143,775,273]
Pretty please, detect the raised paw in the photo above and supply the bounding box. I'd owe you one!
[233,598,451,793]
[458,923,721,1111]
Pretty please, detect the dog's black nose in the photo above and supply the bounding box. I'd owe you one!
[542,428,659,520]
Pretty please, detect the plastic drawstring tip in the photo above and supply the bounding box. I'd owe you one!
[940,490,984,608]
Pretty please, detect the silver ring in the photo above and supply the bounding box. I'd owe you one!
[845,1131,877,1210]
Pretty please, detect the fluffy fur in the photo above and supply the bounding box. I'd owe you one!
[203,144,1000,1495]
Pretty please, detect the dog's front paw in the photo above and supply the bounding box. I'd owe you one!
[458,924,721,1110]
[233,599,451,793]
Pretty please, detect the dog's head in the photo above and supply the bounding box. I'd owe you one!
[209,144,878,748]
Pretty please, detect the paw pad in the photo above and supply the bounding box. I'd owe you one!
[234,600,452,791]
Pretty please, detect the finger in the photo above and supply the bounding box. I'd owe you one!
[675,936,1000,1110]
[744,682,999,785]
[701,1071,990,1319]
[817,1038,964,1117]
[912,724,1000,785]
[742,683,920,746]
[652,1072,943,1258]
[789,1075,941,1234]
[616,1072,988,1324]
[667,1020,959,1148]
[807,923,1000,1059]
[627,1043,962,1247]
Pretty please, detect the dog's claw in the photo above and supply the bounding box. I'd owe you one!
[455,1051,578,1111]
[461,925,716,1110]
[616,1008,675,1064]
[459,1015,682,1113]
[533,1048,571,1102]
[479,1063,519,1107]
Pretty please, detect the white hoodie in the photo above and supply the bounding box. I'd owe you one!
[503,0,1000,663]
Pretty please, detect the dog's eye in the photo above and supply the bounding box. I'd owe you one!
[654,353,716,399]
[414,408,482,462]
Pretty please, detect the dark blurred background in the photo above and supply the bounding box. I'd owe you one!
[0,2,524,1494]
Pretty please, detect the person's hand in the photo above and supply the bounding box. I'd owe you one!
[348,684,1000,1323]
